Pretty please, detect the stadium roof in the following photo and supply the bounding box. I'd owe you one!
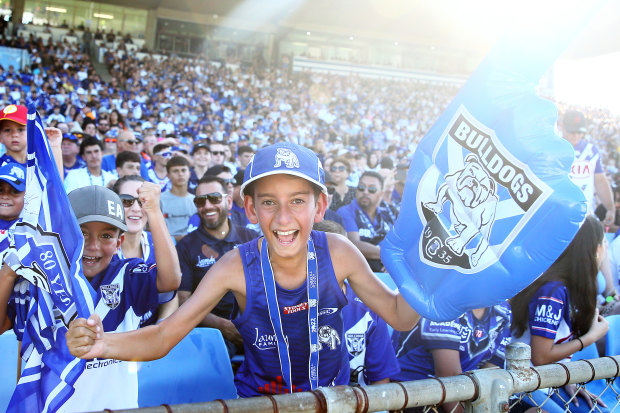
[84,0,618,59]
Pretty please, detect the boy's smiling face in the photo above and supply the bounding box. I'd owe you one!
[0,181,24,221]
[80,221,123,279]
[245,174,327,260]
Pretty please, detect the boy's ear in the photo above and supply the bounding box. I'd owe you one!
[244,195,259,225]
[313,192,328,224]
[116,232,124,250]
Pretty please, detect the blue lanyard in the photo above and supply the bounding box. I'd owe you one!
[260,236,319,393]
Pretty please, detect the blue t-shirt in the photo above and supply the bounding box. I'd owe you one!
[337,199,395,271]
[0,154,25,168]
[392,303,511,381]
[342,283,400,384]
[233,231,349,397]
[63,156,86,177]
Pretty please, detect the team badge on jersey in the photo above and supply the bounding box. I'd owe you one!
[346,333,365,357]
[101,283,121,309]
[318,325,341,351]
[417,106,552,272]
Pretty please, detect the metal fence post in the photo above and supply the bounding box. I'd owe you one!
[465,342,533,413]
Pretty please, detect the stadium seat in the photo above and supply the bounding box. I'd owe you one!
[569,342,615,412]
[604,315,620,357]
[0,331,19,412]
[137,327,237,407]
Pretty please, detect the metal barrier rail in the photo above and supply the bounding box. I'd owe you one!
[94,343,620,413]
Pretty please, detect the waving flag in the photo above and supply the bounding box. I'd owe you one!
[380,6,604,321]
[4,106,95,412]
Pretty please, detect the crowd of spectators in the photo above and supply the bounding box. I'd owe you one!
[0,24,619,408]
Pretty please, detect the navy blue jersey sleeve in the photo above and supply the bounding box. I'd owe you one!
[528,282,569,340]
[124,261,159,317]
[337,204,358,233]
[420,318,462,351]
[176,239,195,292]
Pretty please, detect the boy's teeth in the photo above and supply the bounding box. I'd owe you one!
[276,230,296,236]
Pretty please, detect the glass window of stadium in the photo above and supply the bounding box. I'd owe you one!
[22,0,146,36]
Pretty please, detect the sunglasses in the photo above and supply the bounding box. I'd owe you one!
[119,139,141,145]
[330,165,347,172]
[357,184,379,194]
[155,151,173,158]
[193,192,228,207]
[221,178,235,185]
[104,138,117,143]
[327,186,336,195]
[210,151,226,156]
[119,194,143,208]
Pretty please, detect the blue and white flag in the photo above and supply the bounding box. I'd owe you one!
[4,105,95,412]
[380,6,604,321]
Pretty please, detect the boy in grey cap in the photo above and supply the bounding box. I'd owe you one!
[0,184,181,411]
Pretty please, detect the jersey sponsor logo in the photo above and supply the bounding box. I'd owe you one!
[418,106,551,272]
[346,333,365,357]
[100,283,121,309]
[273,148,300,169]
[85,358,122,369]
[283,301,307,314]
[253,328,287,350]
[319,307,338,316]
[534,303,562,325]
[196,255,216,268]
[131,263,149,274]
[359,228,372,238]
[570,160,593,178]
[318,325,341,351]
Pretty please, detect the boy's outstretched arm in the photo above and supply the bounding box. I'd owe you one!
[0,264,18,334]
[328,233,420,331]
[138,182,181,292]
[67,248,245,361]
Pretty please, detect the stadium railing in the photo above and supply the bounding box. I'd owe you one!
[121,342,620,413]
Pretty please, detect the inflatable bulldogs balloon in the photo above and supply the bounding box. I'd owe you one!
[380,7,601,321]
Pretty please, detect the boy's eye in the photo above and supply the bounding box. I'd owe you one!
[292,198,305,205]
[262,199,275,206]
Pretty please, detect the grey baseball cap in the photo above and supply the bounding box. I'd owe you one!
[68,185,128,232]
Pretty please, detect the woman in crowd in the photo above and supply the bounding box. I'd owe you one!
[511,215,610,412]
[112,175,178,326]
[329,157,356,211]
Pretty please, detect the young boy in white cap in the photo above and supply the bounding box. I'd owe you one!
[0,185,181,411]
[66,142,420,397]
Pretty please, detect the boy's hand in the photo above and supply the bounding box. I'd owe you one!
[44,127,62,148]
[137,182,162,213]
[66,314,105,359]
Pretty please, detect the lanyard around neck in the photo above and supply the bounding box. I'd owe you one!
[260,236,319,393]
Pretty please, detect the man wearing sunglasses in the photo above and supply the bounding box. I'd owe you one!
[337,170,396,272]
[175,175,258,357]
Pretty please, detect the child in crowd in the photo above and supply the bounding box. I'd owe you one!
[66,142,420,397]
[392,304,511,413]
[0,104,27,166]
[0,163,25,261]
[0,185,181,411]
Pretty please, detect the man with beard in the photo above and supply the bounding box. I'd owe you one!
[337,170,395,272]
[175,175,258,356]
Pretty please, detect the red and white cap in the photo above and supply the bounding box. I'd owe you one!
[0,104,27,126]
